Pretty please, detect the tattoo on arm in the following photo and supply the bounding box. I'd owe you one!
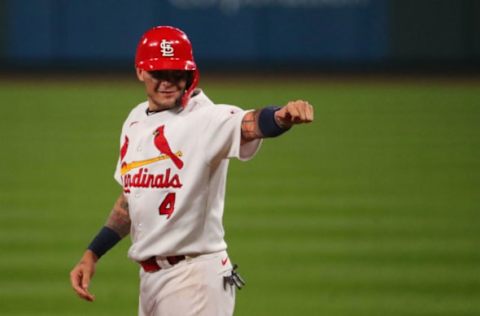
[105,194,131,238]
[241,110,263,142]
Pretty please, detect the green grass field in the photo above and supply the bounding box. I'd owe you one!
[1,75,479,315]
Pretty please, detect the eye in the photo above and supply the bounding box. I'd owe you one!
[172,71,186,81]
[150,71,164,80]
[149,70,188,82]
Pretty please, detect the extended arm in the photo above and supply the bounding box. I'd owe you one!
[241,100,314,143]
[69,193,131,302]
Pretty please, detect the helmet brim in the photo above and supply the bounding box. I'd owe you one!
[136,58,196,71]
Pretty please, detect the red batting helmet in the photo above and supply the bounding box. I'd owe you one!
[135,26,199,107]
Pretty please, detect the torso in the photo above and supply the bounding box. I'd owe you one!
[114,90,260,261]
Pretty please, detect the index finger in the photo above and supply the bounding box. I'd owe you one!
[305,102,314,122]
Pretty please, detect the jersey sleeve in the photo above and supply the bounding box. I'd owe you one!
[204,105,262,162]
[113,158,122,186]
[113,132,124,186]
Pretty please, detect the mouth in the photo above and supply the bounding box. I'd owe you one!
[158,89,179,94]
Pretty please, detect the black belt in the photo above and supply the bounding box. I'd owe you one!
[139,255,186,272]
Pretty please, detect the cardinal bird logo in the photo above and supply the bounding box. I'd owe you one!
[153,126,184,170]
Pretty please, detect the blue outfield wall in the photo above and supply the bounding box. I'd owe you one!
[3,0,389,68]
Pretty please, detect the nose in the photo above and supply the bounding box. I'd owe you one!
[159,80,174,88]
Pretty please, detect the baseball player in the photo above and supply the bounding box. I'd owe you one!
[70,26,314,316]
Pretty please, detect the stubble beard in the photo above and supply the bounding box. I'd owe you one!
[149,90,185,111]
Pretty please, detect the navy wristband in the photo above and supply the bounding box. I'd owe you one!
[87,226,121,259]
[258,106,289,137]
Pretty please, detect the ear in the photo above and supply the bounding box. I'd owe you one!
[136,68,145,82]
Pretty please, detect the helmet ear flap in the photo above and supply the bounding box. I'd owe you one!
[185,71,194,90]
[181,69,199,107]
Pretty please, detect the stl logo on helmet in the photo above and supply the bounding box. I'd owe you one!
[160,39,174,57]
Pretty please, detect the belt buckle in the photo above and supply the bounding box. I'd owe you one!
[140,255,186,273]
[155,256,174,269]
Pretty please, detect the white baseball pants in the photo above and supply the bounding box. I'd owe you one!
[138,250,236,316]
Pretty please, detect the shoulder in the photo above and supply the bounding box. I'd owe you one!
[184,89,214,113]
[121,101,148,126]
[118,102,147,133]
[127,101,148,119]
[184,89,244,117]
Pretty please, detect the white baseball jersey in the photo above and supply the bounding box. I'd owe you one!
[114,89,262,262]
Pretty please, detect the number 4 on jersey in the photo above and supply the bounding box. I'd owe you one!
[159,192,176,219]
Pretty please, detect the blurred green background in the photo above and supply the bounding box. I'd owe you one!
[0,76,479,315]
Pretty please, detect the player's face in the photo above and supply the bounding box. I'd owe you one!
[137,69,189,111]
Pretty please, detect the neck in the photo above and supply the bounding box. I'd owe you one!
[147,99,178,113]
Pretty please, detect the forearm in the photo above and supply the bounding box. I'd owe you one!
[241,107,289,142]
[105,193,131,238]
[87,194,131,259]
[241,101,314,143]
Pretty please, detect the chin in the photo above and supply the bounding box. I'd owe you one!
[149,93,182,110]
